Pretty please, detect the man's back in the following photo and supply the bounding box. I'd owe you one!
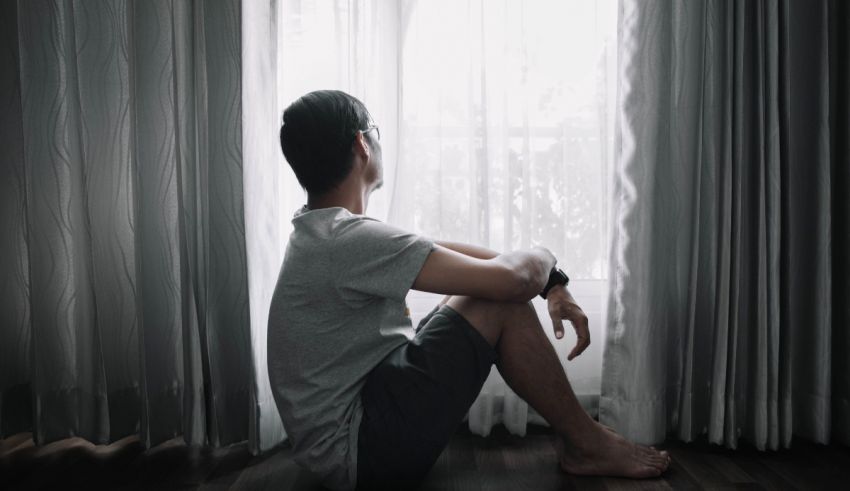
[267,205,434,491]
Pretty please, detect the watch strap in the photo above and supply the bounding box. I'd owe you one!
[540,268,569,299]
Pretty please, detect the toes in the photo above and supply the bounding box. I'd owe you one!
[643,446,669,459]
[645,452,670,471]
[638,465,663,478]
[638,445,661,459]
[649,456,667,468]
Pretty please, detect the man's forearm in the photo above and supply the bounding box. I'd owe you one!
[434,240,500,260]
[436,240,555,301]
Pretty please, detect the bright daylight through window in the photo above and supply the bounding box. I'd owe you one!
[277,0,617,406]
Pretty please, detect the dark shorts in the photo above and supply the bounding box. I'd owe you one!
[355,304,498,490]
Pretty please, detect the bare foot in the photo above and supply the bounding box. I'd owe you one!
[556,427,671,479]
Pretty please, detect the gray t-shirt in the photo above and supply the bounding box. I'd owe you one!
[267,206,434,491]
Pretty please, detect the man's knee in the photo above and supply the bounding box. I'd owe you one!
[445,296,533,347]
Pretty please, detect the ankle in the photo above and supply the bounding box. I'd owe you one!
[558,421,608,452]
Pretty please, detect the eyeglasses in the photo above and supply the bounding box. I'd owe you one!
[362,124,380,141]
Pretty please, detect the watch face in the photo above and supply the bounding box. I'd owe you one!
[556,269,568,282]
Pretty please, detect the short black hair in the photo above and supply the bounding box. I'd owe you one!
[279,90,372,195]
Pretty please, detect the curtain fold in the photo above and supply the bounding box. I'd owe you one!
[601,0,849,449]
[242,0,288,453]
[1,0,255,450]
[0,0,32,440]
[831,0,850,445]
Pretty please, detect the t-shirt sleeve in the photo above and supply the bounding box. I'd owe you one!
[332,217,435,304]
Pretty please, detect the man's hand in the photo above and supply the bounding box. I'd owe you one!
[546,284,590,361]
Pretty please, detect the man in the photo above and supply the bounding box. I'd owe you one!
[268,90,670,491]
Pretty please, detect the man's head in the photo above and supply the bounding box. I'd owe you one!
[279,90,382,196]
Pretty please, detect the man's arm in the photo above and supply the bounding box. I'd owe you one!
[412,242,555,302]
[433,240,499,260]
[430,240,590,359]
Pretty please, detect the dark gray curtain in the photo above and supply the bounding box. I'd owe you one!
[601,0,849,449]
[0,0,255,450]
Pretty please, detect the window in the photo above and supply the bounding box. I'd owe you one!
[278,0,617,399]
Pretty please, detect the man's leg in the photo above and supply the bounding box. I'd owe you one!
[445,295,670,478]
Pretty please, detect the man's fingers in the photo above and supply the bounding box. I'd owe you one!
[567,337,589,360]
[550,314,565,339]
[567,341,583,360]
[567,313,591,361]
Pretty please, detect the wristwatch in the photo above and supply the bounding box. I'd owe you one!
[540,268,569,299]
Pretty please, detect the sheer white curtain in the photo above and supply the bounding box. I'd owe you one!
[242,0,402,452]
[273,0,617,437]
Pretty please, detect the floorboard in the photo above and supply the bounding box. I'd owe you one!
[2,425,848,490]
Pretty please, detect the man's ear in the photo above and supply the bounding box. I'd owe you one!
[352,131,370,161]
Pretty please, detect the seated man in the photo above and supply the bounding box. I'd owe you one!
[268,90,670,491]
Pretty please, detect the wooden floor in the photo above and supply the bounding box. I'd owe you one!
[2,424,849,490]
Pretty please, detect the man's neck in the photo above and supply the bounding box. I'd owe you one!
[307,187,369,215]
